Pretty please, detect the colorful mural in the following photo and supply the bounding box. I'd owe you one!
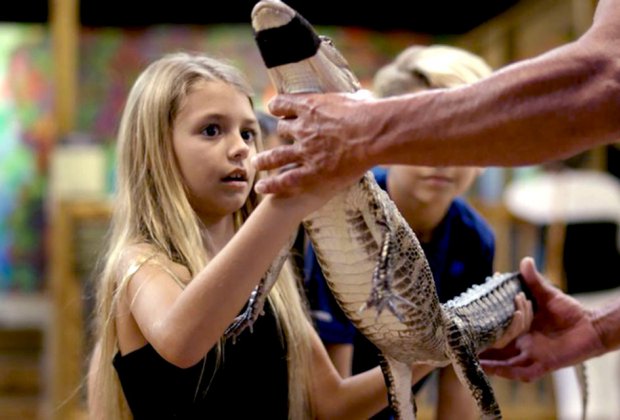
[0,24,54,291]
[77,24,428,141]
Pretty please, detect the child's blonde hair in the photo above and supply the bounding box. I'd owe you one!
[90,52,313,419]
[373,44,493,97]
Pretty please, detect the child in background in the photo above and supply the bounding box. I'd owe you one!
[305,44,498,420]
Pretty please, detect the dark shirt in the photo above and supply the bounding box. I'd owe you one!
[304,166,495,419]
[113,302,289,419]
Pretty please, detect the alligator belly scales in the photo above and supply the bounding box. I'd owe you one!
[223,1,588,419]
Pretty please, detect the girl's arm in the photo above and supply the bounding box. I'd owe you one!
[308,326,388,419]
[120,193,326,368]
[309,325,439,419]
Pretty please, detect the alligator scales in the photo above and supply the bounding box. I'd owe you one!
[227,1,582,419]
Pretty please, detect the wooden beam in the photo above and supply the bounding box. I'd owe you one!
[50,0,79,138]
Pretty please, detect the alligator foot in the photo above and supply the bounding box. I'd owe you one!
[359,218,415,321]
[224,279,267,343]
[360,288,415,322]
[224,235,296,343]
[224,307,266,343]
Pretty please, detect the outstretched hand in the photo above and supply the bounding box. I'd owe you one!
[252,91,376,196]
[480,257,605,381]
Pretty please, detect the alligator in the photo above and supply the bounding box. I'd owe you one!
[225,1,588,419]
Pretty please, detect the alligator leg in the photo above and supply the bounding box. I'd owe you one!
[379,354,416,420]
[224,233,296,342]
[360,219,414,321]
[445,317,502,420]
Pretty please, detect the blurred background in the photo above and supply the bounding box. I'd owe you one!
[0,0,618,418]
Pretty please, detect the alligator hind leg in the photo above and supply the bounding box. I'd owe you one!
[361,219,414,321]
[446,318,502,420]
[379,354,417,420]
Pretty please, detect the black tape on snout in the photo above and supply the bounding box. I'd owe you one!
[254,13,321,68]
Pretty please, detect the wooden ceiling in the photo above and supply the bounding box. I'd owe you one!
[1,0,521,35]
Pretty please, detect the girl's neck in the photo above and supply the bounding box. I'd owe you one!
[200,215,236,254]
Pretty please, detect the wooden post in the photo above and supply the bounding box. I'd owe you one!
[48,200,111,420]
[48,2,80,418]
[50,0,78,138]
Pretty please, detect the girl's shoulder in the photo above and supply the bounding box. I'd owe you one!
[116,243,192,289]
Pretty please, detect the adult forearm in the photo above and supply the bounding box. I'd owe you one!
[369,33,619,167]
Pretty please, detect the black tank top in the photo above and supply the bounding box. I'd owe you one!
[113,301,289,419]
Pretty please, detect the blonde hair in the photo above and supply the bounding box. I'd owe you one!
[90,52,313,419]
[373,44,493,97]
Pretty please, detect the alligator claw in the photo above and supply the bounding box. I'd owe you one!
[224,311,253,343]
[361,220,415,322]
[224,279,266,342]
[361,290,415,322]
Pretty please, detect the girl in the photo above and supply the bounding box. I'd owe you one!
[87,52,531,419]
[87,51,385,419]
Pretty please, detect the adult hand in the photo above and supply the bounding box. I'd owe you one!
[253,91,377,195]
[480,257,605,381]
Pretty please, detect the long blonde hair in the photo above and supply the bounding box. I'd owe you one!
[90,52,313,419]
[373,44,493,97]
